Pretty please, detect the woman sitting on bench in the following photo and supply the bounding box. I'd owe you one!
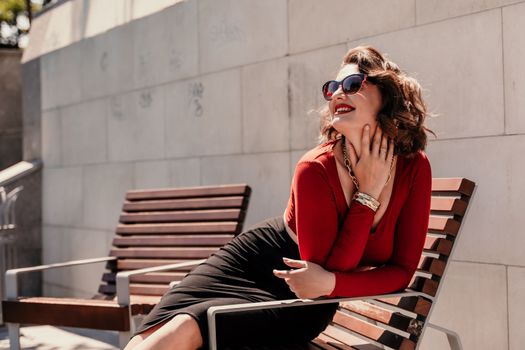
[125,45,433,350]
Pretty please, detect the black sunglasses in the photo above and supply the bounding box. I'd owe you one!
[321,73,367,101]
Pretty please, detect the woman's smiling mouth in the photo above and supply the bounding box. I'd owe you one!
[334,103,355,115]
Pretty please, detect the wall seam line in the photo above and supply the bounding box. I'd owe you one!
[500,7,507,135]
[506,265,510,350]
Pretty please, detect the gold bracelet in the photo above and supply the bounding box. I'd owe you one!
[352,192,380,212]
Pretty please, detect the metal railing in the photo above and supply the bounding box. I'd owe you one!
[0,160,41,323]
[0,186,23,324]
[0,186,23,230]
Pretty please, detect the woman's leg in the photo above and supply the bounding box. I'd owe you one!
[124,314,203,350]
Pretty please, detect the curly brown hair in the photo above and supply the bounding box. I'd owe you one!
[319,45,435,157]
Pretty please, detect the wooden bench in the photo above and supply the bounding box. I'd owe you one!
[207,178,476,350]
[2,183,251,349]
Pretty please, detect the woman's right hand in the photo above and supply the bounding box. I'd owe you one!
[346,124,395,199]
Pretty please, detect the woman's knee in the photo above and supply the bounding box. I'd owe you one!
[165,314,203,345]
[124,318,171,349]
[125,315,202,350]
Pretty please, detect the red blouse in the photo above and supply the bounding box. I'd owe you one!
[284,139,432,298]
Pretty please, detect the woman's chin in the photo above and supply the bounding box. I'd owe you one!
[331,118,363,133]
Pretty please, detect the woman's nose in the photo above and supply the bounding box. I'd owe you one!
[332,84,345,99]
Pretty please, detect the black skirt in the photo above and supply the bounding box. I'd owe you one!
[133,216,339,349]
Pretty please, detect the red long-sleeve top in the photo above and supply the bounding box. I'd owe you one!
[283,139,432,298]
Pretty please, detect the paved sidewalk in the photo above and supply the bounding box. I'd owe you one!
[0,325,118,350]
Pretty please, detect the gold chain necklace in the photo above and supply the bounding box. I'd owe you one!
[341,137,360,190]
[341,136,396,191]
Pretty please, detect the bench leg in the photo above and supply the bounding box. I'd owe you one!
[7,323,20,350]
[427,322,463,350]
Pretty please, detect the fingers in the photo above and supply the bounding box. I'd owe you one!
[381,133,388,160]
[273,269,293,278]
[371,125,382,157]
[282,257,307,269]
[361,124,370,156]
[273,271,299,297]
[387,138,394,161]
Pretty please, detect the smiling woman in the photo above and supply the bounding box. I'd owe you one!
[125,45,434,350]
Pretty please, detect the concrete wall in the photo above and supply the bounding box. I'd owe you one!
[24,0,525,348]
[0,49,23,170]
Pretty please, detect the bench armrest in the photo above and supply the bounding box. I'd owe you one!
[115,259,206,306]
[4,256,117,300]
[206,290,428,350]
[427,323,463,350]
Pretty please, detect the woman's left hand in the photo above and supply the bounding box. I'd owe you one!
[273,258,335,299]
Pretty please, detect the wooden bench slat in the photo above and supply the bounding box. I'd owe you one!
[110,247,218,259]
[130,284,169,296]
[339,300,423,337]
[123,196,246,212]
[312,334,361,350]
[423,236,453,256]
[431,178,475,196]
[99,283,170,296]
[430,197,468,216]
[323,323,401,350]
[119,209,243,223]
[427,216,461,236]
[332,311,416,350]
[112,234,234,247]
[126,184,250,200]
[116,222,240,235]
[417,256,446,278]
[372,296,432,317]
[2,299,129,331]
[116,259,194,270]
[408,276,439,298]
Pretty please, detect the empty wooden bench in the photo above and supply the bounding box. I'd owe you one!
[207,178,475,350]
[2,183,251,349]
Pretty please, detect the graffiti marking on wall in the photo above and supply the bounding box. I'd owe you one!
[139,91,153,109]
[190,82,204,117]
[110,96,124,120]
[210,18,246,46]
[169,49,183,70]
[100,52,109,72]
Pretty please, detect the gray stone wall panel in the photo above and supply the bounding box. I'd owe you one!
[132,0,198,89]
[509,266,525,350]
[289,0,415,54]
[503,2,525,134]
[288,44,346,150]
[198,0,287,73]
[426,135,525,266]
[242,58,289,153]
[61,99,108,165]
[419,261,508,350]
[164,69,242,157]
[108,87,165,162]
[82,163,134,231]
[42,167,83,226]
